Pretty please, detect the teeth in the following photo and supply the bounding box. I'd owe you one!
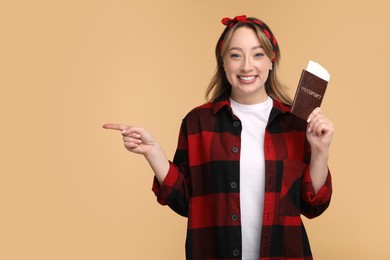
[239,76,255,81]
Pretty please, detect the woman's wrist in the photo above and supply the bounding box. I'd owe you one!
[144,144,170,184]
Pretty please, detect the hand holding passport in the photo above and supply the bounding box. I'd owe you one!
[291,61,330,121]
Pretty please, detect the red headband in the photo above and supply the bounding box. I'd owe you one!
[220,15,277,62]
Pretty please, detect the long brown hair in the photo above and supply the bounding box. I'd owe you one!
[205,17,292,105]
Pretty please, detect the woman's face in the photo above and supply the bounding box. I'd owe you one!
[223,27,273,104]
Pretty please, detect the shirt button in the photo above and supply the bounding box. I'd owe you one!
[232,147,239,153]
[231,214,238,221]
[232,249,240,257]
[233,121,240,127]
[230,181,237,189]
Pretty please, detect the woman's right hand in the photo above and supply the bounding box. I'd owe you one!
[102,124,157,156]
[103,123,170,184]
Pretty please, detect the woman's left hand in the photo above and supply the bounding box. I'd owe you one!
[306,107,334,154]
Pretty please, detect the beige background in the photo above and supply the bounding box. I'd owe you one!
[1,0,389,259]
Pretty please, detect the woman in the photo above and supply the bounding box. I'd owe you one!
[103,15,333,260]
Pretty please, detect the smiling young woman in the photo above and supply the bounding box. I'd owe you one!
[104,15,334,260]
[206,15,292,106]
[222,27,273,104]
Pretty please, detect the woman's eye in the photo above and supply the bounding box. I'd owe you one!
[230,53,241,58]
[254,53,265,58]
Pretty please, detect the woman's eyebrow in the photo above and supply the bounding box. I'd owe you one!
[228,46,263,52]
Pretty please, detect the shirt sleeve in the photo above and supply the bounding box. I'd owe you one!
[152,161,180,204]
[300,166,332,219]
[151,120,191,217]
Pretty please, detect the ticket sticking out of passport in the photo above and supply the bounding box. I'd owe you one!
[291,61,330,121]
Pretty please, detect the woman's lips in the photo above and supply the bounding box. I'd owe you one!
[238,75,257,83]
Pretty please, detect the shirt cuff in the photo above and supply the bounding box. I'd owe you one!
[152,161,179,205]
[302,167,332,206]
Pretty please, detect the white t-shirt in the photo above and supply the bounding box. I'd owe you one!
[230,97,273,260]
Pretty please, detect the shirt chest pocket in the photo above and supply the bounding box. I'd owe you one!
[279,159,306,216]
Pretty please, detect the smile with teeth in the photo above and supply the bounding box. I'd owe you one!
[238,75,257,81]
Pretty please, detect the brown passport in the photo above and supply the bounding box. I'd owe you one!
[291,69,328,121]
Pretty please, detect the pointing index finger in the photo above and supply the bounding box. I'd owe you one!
[102,123,129,131]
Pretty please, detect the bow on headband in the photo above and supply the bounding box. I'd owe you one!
[220,15,277,62]
[221,15,250,27]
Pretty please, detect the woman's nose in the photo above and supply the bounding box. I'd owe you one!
[241,57,253,71]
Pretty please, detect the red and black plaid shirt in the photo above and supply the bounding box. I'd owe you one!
[152,93,332,260]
